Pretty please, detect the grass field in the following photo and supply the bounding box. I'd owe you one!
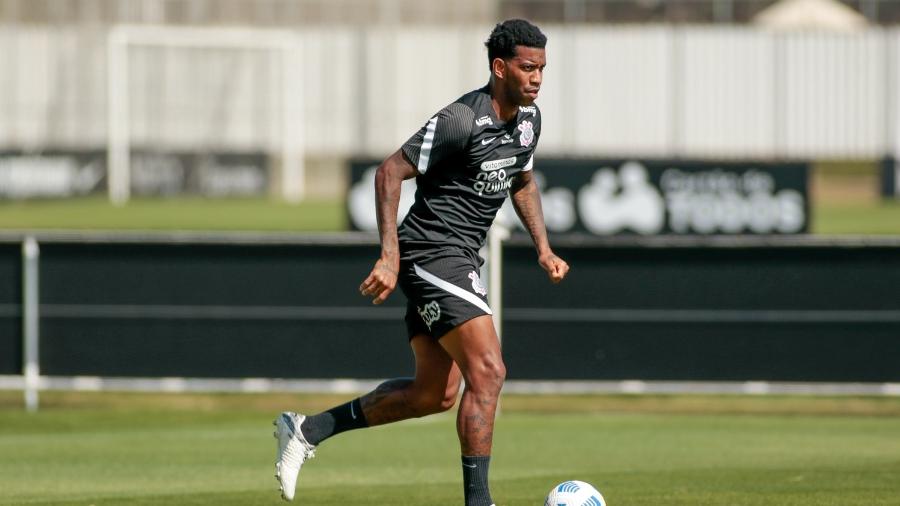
[810,200,900,235]
[0,190,899,235]
[0,197,346,232]
[1,392,899,506]
[1,173,897,506]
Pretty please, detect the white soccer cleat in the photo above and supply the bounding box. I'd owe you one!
[273,411,316,501]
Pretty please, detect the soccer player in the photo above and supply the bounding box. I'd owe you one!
[274,19,569,505]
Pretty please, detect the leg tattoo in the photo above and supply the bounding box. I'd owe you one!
[359,378,419,426]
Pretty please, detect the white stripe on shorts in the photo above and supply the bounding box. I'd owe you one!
[413,263,493,315]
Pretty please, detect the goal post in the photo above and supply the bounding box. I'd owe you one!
[107,25,304,205]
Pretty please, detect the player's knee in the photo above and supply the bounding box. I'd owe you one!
[428,392,457,414]
[411,389,455,416]
[493,360,507,388]
[438,381,461,412]
[468,355,506,394]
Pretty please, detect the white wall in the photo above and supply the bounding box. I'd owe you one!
[0,24,895,160]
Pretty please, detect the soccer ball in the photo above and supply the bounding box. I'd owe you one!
[544,480,606,506]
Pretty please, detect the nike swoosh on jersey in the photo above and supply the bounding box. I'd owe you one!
[481,137,496,145]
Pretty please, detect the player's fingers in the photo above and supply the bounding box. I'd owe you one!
[359,273,376,293]
[373,286,394,305]
[545,265,558,283]
[551,262,568,283]
[366,277,388,296]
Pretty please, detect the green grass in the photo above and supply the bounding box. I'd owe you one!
[1,194,900,235]
[1,392,899,505]
[811,200,900,235]
[0,196,345,232]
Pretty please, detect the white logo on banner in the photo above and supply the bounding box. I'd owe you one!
[349,165,417,231]
[495,171,576,233]
[577,162,666,234]
[0,156,104,198]
[661,168,805,234]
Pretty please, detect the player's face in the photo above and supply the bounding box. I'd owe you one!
[503,46,546,106]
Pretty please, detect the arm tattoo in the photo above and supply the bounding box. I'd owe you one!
[376,263,397,275]
[511,173,551,254]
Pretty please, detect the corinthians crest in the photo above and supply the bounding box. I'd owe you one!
[468,271,487,296]
[517,120,534,147]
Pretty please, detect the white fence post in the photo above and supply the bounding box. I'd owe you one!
[107,26,130,206]
[22,237,40,412]
[488,224,509,344]
[488,224,509,416]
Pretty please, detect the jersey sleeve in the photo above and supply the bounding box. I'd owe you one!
[523,154,535,172]
[402,102,475,175]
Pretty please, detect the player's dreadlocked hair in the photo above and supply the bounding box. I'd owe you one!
[485,19,546,69]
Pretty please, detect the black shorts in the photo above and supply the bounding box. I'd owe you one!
[397,255,492,340]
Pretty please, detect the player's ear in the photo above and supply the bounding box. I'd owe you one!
[492,57,506,80]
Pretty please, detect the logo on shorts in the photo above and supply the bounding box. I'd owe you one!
[417,301,441,330]
[518,120,534,147]
[468,271,487,296]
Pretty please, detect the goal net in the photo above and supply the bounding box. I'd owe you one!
[107,25,304,204]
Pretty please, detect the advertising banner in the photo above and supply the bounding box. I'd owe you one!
[0,151,106,199]
[129,152,269,197]
[0,151,269,199]
[348,158,810,235]
[882,156,899,199]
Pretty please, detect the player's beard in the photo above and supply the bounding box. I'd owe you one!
[518,89,538,106]
[510,82,538,106]
[525,92,539,105]
[515,77,540,105]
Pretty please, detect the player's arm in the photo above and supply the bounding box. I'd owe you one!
[359,149,417,304]
[510,169,569,284]
[360,103,473,302]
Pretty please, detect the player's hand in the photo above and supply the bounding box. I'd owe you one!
[359,258,399,305]
[539,252,569,284]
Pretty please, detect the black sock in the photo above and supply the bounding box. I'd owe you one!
[462,455,494,506]
[299,398,368,446]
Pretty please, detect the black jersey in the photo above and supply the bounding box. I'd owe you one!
[399,86,541,265]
